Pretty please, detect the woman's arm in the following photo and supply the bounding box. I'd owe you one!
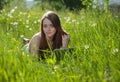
[29,33,41,55]
[62,34,70,48]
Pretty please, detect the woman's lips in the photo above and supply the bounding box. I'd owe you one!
[46,32,51,35]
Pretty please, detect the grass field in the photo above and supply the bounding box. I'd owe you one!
[0,4,120,82]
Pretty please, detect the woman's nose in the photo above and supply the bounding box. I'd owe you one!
[47,26,51,30]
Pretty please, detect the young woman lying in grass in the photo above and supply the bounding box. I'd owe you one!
[24,11,70,59]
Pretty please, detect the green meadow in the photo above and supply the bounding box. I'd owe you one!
[0,2,120,82]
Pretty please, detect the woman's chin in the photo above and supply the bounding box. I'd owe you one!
[46,35,53,39]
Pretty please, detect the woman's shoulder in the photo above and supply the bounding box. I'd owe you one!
[63,32,70,36]
[29,32,41,46]
[32,32,41,39]
[29,32,41,44]
[29,32,41,54]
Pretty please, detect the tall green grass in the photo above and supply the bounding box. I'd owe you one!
[0,5,120,82]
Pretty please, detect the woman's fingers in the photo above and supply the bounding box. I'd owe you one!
[62,34,70,40]
[62,34,70,48]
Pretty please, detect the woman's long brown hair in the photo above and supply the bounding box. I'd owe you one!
[38,11,68,56]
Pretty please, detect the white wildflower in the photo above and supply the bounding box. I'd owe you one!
[115,16,118,18]
[72,19,76,23]
[113,48,119,53]
[10,22,18,25]
[29,28,32,31]
[19,12,23,15]
[28,15,31,18]
[34,20,37,24]
[26,20,29,24]
[14,6,18,9]
[91,23,97,27]
[81,16,84,20]
[77,22,79,24]
[66,17,70,22]
[64,17,67,20]
[10,9,15,14]
[84,30,88,32]
[51,71,55,74]
[84,45,89,49]
[1,9,5,13]
[13,22,18,25]
[69,21,71,24]
[7,13,13,18]
[54,65,60,70]
[7,33,9,35]
[20,35,24,38]
[37,19,40,22]
[26,25,29,28]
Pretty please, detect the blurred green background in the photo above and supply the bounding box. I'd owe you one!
[0,0,120,82]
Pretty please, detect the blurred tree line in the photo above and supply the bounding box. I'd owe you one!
[0,0,94,11]
[0,0,110,11]
[0,0,25,11]
[38,0,94,10]
[0,0,13,10]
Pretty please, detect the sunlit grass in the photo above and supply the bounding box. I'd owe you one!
[0,6,120,82]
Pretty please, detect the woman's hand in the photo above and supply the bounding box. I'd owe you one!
[62,34,70,48]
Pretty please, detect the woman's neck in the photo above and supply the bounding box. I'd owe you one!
[46,36,52,41]
[46,37,53,45]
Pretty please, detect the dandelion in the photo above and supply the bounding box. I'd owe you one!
[84,45,89,49]
[113,48,119,53]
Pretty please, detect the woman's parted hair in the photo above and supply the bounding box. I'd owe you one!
[39,11,67,54]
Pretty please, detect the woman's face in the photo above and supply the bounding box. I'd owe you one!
[43,18,56,40]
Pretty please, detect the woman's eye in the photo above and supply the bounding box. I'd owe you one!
[43,25,47,28]
[43,24,54,28]
[50,24,54,27]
